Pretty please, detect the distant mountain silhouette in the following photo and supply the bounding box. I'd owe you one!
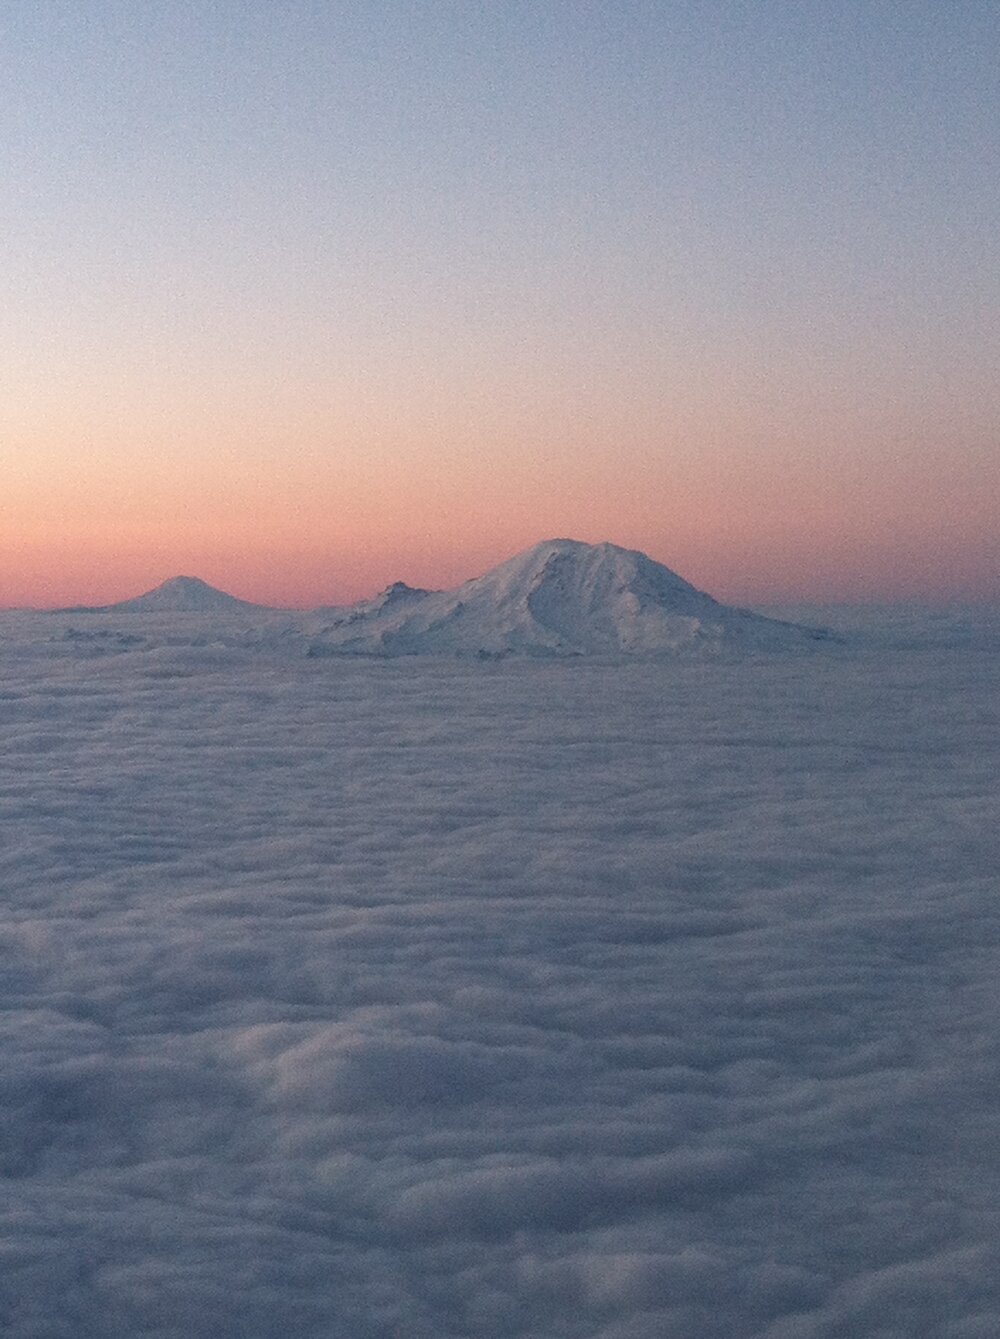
[69,576,265,613]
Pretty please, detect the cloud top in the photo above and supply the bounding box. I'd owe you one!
[1,609,997,1335]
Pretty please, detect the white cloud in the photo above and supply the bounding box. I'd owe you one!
[0,608,997,1334]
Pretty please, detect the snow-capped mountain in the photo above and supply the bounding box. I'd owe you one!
[50,542,829,654]
[97,576,264,613]
[317,580,432,621]
[309,539,829,657]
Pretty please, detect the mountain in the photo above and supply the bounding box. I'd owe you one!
[316,580,433,620]
[93,576,265,613]
[308,539,830,657]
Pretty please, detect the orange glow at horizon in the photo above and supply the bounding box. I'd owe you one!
[4,403,997,609]
[3,3,998,614]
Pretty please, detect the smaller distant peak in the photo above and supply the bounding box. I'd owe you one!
[109,575,265,612]
[156,575,214,591]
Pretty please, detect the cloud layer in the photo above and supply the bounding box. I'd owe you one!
[1,610,998,1336]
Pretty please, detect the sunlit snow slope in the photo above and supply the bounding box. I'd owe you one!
[310,539,828,656]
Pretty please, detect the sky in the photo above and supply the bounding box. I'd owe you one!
[2,0,998,607]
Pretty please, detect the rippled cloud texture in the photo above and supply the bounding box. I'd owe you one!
[2,613,999,1336]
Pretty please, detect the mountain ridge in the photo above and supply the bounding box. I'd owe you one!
[308,539,829,657]
[55,541,830,654]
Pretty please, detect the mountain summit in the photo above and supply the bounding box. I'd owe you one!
[310,539,827,657]
[107,576,263,613]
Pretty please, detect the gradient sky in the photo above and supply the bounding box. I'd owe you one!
[3,0,998,607]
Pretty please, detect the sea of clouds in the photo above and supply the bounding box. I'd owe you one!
[1,608,998,1337]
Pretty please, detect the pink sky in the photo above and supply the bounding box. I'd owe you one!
[5,389,996,608]
[4,5,998,609]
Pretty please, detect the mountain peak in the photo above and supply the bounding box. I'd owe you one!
[155,575,218,594]
[308,538,827,657]
[380,580,430,601]
[109,576,263,612]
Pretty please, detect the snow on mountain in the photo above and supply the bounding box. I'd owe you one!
[309,539,829,657]
[47,542,829,654]
[103,576,264,613]
[317,580,434,621]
